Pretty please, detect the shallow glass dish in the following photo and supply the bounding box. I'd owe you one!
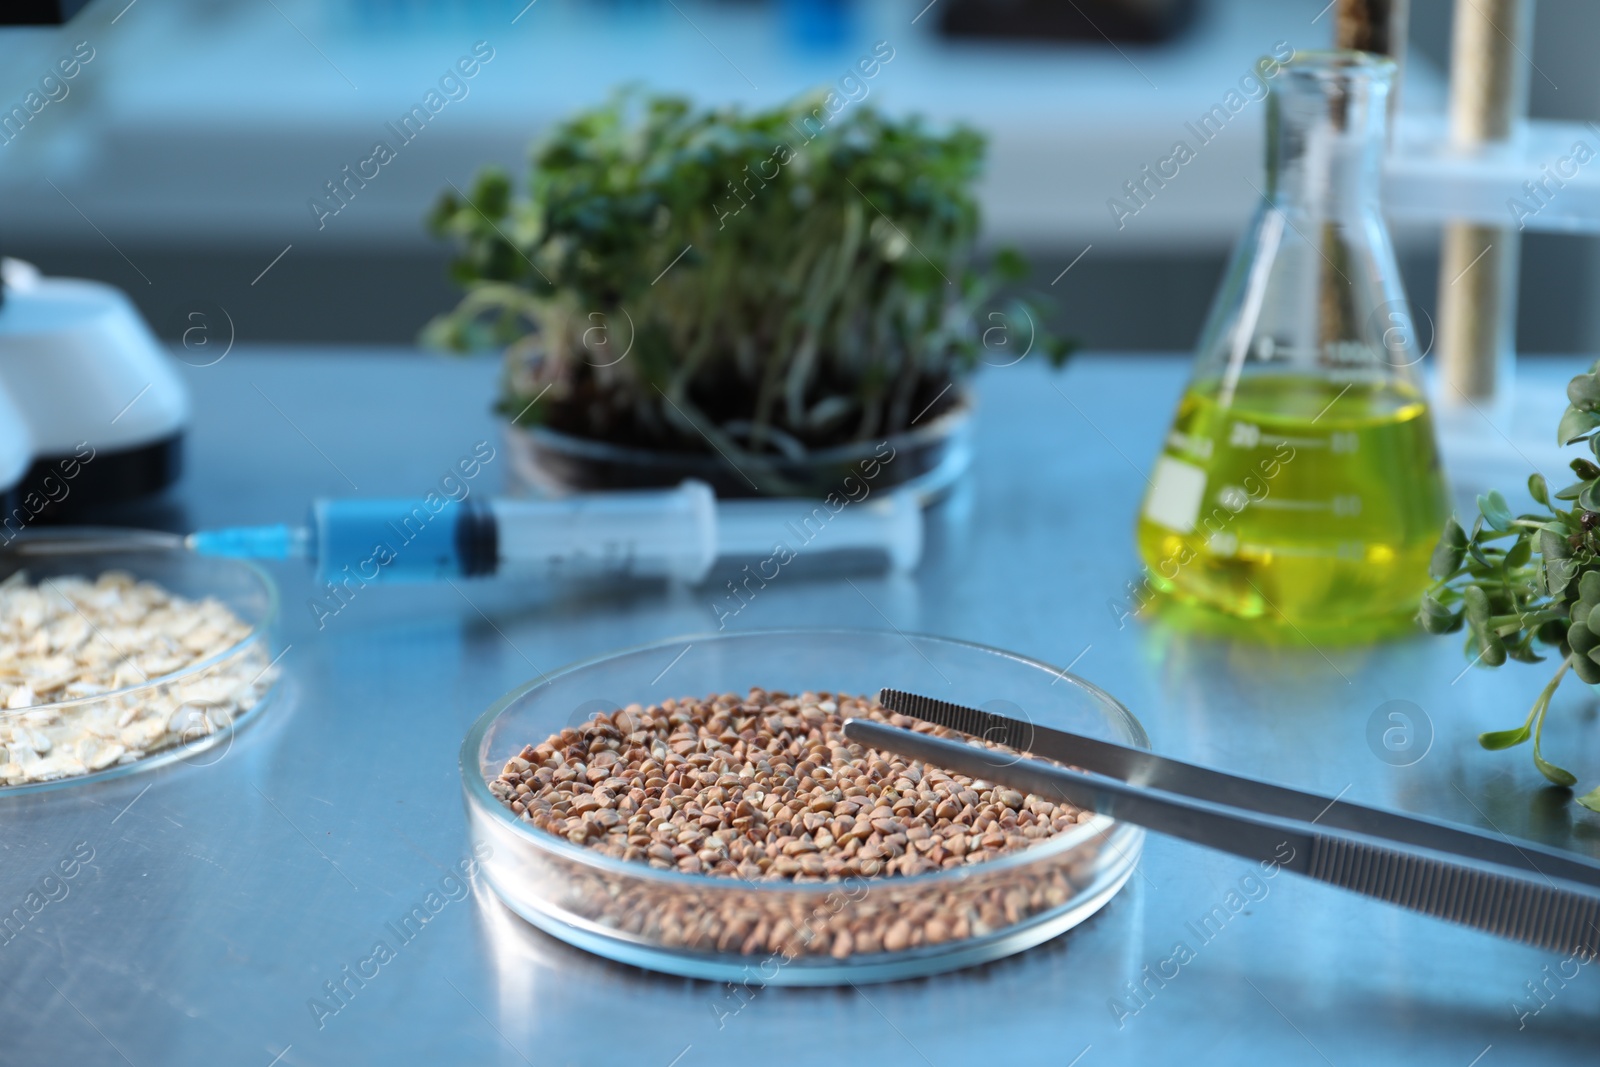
[461,629,1146,985]
[0,529,280,793]
[502,391,974,503]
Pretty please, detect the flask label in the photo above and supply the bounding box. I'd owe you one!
[1142,457,1207,533]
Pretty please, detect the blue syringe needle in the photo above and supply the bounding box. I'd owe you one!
[187,524,312,561]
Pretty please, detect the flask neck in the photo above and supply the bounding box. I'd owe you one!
[1264,53,1393,219]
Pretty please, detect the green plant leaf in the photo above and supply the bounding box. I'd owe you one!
[1580,481,1600,512]
[1536,559,1574,601]
[1567,372,1600,407]
[1507,638,1546,663]
[471,167,513,217]
[1534,750,1579,787]
[1478,491,1514,531]
[1480,723,1532,749]
[1568,620,1599,654]
[991,247,1028,282]
[1540,527,1573,560]
[1506,536,1532,568]
[1576,785,1600,812]
[1559,406,1600,445]
[1546,559,1578,600]
[1429,518,1470,579]
[1417,594,1460,634]
[1463,585,1492,626]
[1529,472,1551,506]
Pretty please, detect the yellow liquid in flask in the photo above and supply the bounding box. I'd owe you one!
[1136,375,1449,636]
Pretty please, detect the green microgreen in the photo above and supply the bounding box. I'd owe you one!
[1423,364,1600,807]
[421,88,1072,458]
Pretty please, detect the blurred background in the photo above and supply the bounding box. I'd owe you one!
[0,0,1596,353]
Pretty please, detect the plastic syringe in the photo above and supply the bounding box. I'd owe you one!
[187,480,921,585]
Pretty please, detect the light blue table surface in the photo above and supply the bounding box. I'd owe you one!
[3,349,1597,1066]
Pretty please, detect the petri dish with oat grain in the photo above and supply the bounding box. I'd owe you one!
[460,629,1146,985]
[0,529,281,793]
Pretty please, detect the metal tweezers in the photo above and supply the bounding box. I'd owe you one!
[844,689,1600,955]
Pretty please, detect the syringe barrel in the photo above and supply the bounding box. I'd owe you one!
[308,483,719,585]
[304,481,916,585]
[716,490,923,571]
[311,496,492,584]
[489,482,717,583]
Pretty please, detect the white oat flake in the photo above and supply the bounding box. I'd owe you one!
[0,571,278,787]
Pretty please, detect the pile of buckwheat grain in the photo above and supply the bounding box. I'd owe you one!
[490,688,1093,882]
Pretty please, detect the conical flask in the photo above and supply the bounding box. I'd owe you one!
[1136,51,1449,637]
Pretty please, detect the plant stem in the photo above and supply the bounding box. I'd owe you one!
[1531,655,1573,737]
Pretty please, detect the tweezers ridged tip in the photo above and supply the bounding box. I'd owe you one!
[877,687,1036,754]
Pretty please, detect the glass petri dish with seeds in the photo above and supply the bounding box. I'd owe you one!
[460,629,1146,984]
[0,529,281,793]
